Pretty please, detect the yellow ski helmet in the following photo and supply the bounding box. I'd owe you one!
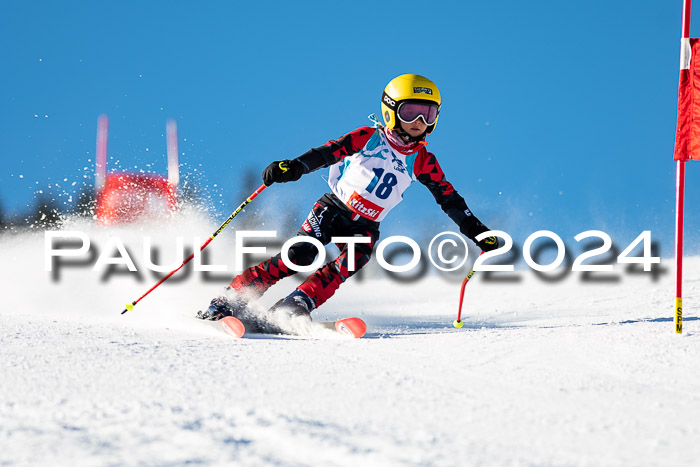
[381,74,441,134]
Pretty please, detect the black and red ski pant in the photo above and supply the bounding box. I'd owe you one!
[229,193,380,309]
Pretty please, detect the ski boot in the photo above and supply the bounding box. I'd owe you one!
[269,289,315,320]
[197,287,283,334]
[196,287,250,321]
[263,289,318,335]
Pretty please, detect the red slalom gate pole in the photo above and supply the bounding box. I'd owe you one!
[676,162,686,333]
[121,183,268,315]
[675,0,692,333]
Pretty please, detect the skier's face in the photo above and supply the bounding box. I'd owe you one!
[400,118,427,138]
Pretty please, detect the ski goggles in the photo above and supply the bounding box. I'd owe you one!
[396,101,440,125]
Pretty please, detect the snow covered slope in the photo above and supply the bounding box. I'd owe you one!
[1,216,699,466]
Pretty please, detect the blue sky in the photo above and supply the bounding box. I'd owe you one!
[1,0,699,256]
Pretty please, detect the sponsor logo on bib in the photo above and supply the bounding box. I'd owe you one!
[346,192,384,221]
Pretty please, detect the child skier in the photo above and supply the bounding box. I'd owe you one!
[197,74,498,330]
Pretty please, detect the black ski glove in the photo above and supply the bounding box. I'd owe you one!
[459,217,500,252]
[262,159,304,186]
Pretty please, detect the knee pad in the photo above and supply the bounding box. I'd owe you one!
[287,241,319,267]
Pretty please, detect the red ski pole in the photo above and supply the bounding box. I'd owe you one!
[453,251,483,328]
[121,183,268,315]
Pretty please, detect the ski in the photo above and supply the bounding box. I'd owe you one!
[200,315,246,338]
[199,315,366,339]
[314,317,367,338]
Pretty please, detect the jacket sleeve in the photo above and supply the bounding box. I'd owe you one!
[294,126,375,174]
[414,150,474,226]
